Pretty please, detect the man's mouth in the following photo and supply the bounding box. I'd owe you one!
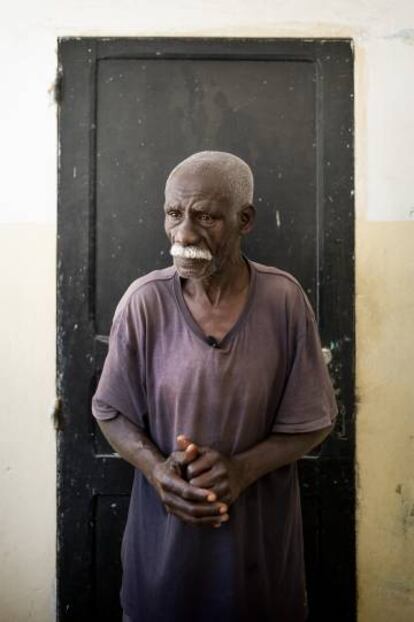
[170,243,213,262]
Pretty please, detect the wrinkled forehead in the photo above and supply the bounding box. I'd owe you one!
[165,165,234,204]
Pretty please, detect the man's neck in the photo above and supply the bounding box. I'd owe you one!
[182,255,249,307]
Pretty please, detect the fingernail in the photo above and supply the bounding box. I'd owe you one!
[207,493,217,502]
[186,443,196,452]
[213,523,221,528]
[221,514,229,522]
[219,504,228,514]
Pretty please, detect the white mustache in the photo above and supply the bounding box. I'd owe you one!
[170,243,213,262]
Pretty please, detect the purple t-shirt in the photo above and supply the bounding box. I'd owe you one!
[92,258,337,622]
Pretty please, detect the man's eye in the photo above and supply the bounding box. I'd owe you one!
[198,214,214,224]
[167,211,181,219]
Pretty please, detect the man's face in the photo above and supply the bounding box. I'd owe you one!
[164,168,242,280]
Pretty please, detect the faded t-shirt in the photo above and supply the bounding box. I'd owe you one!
[92,258,337,622]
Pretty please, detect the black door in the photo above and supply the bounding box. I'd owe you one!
[57,37,354,621]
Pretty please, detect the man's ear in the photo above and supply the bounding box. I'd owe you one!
[239,204,256,235]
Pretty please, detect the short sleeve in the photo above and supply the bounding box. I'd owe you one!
[272,292,338,434]
[91,305,148,430]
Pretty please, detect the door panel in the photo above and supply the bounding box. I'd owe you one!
[95,57,318,334]
[58,38,354,621]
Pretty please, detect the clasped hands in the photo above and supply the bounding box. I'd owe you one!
[152,434,245,527]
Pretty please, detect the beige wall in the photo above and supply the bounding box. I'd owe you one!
[0,224,56,620]
[356,221,414,620]
[1,1,413,620]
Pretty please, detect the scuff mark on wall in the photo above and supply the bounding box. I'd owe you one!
[398,483,414,534]
[385,29,414,44]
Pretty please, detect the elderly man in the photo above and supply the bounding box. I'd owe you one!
[92,151,337,622]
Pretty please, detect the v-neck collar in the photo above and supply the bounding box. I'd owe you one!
[173,257,256,349]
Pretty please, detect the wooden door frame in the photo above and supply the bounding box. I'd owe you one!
[57,37,355,621]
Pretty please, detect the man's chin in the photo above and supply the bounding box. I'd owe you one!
[173,258,215,280]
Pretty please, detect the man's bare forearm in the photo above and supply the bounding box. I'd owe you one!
[97,415,164,487]
[97,415,229,524]
[234,425,334,491]
[181,424,334,507]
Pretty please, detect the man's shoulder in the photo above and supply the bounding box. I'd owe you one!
[250,259,315,325]
[250,259,303,294]
[122,265,176,298]
[114,266,176,320]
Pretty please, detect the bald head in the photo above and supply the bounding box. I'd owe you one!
[165,151,254,210]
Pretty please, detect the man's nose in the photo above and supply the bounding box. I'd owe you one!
[173,216,199,246]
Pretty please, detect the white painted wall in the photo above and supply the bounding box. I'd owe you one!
[1,1,413,620]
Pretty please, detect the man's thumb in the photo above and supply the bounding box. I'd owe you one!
[176,434,193,451]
